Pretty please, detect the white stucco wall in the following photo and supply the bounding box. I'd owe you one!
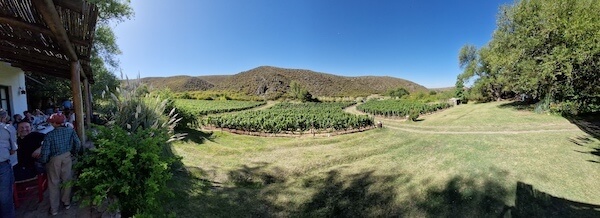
[0,62,28,117]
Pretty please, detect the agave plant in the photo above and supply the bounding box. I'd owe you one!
[101,78,186,142]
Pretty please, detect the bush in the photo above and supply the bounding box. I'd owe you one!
[76,80,185,217]
[76,126,176,217]
[408,110,419,121]
[385,87,410,98]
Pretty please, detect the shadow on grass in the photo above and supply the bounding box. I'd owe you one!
[299,170,404,217]
[160,163,600,217]
[414,175,511,217]
[514,182,600,217]
[497,101,536,111]
[566,113,600,163]
[161,163,293,217]
[178,128,215,144]
[566,113,600,139]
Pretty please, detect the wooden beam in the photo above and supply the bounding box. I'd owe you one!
[33,0,78,61]
[0,49,70,70]
[32,0,87,82]
[83,78,92,127]
[0,34,66,58]
[0,43,69,63]
[71,61,86,142]
[0,16,90,46]
[54,0,85,13]
[0,16,53,36]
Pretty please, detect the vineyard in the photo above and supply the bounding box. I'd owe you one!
[357,99,451,117]
[205,102,374,133]
[174,99,266,115]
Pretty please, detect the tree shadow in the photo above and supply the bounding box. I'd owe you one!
[178,128,215,144]
[227,163,286,188]
[566,113,600,140]
[497,101,536,111]
[413,175,512,217]
[160,164,599,217]
[569,135,600,162]
[299,170,405,217]
[513,182,600,217]
[566,113,600,163]
[161,163,286,217]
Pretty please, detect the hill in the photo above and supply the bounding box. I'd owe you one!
[139,76,214,92]
[139,66,428,98]
[429,87,455,92]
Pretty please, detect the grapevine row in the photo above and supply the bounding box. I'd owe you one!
[357,99,451,117]
[174,99,266,115]
[205,102,373,133]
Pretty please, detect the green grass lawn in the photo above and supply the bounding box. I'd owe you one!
[164,101,600,217]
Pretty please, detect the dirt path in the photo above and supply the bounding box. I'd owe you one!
[343,104,369,116]
[251,101,278,111]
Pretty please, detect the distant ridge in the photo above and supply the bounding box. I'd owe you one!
[139,66,428,97]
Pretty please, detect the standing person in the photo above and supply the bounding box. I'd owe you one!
[0,109,17,218]
[32,109,47,126]
[12,114,22,130]
[13,121,45,181]
[22,111,34,124]
[39,113,81,216]
[61,99,72,110]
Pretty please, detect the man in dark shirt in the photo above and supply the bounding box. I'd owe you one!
[13,121,45,181]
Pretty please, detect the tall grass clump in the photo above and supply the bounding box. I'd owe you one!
[74,79,185,217]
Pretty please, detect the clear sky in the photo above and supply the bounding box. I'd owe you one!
[113,0,513,88]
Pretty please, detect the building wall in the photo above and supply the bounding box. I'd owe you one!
[0,62,28,117]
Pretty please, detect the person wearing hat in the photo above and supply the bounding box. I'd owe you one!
[40,113,81,215]
[0,109,17,217]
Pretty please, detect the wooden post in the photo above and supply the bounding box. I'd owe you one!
[71,61,85,142]
[83,78,92,127]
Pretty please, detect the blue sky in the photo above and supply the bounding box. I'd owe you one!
[113,0,513,88]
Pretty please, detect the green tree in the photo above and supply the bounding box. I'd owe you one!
[455,79,464,100]
[385,87,410,98]
[289,81,316,102]
[464,0,600,113]
[90,0,133,99]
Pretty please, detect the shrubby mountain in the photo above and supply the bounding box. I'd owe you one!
[138,66,428,98]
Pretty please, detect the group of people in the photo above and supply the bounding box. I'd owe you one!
[0,108,81,217]
[9,107,76,133]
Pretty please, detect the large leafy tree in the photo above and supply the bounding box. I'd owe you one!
[458,0,600,112]
[26,0,133,108]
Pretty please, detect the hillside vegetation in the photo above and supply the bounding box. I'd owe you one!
[138,66,428,98]
[139,76,214,92]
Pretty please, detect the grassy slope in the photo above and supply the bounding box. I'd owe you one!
[166,101,600,217]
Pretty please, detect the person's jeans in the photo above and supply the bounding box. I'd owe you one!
[0,161,15,218]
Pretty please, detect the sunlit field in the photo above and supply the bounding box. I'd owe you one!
[165,101,600,217]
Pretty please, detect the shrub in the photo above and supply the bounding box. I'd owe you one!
[76,80,185,217]
[385,87,410,98]
[408,110,419,121]
[76,126,176,217]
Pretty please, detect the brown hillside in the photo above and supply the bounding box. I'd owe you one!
[138,66,428,97]
[197,75,230,86]
[213,66,428,97]
[140,76,214,92]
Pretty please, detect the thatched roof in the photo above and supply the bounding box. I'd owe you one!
[0,0,98,82]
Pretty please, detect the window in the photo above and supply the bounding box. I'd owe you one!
[0,85,10,116]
